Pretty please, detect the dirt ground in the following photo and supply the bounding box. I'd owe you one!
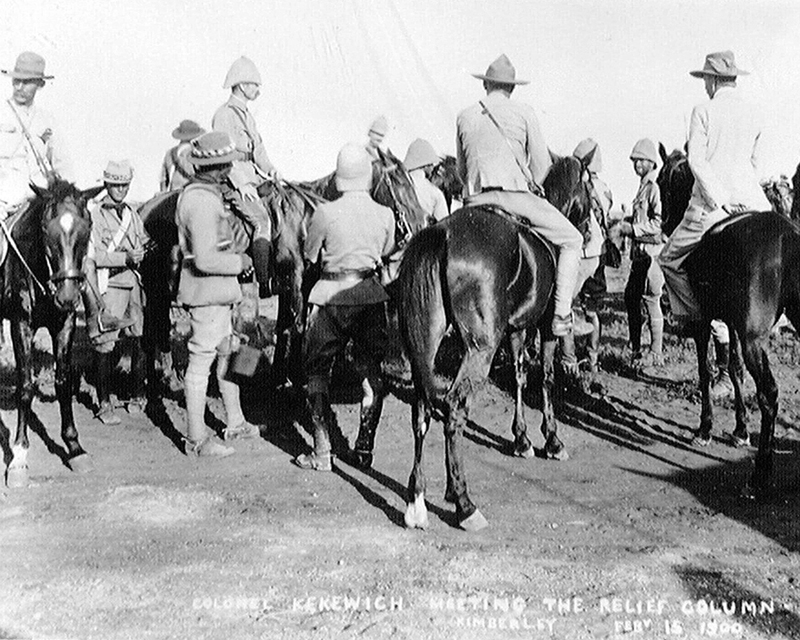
[0,262,799,640]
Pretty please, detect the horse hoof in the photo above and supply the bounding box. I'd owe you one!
[69,454,94,474]
[459,509,489,532]
[6,466,29,488]
[404,496,429,530]
[546,447,569,461]
[514,445,536,459]
[727,432,750,448]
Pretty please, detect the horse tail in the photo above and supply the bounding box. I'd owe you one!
[397,224,449,404]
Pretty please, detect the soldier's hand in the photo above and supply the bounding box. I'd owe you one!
[240,254,254,275]
[126,248,145,268]
[241,183,259,202]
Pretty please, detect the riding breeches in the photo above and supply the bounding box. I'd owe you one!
[658,206,727,319]
[466,190,583,318]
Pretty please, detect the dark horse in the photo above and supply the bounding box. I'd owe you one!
[660,150,798,496]
[397,154,595,531]
[1,179,104,487]
[429,154,462,214]
[139,148,427,389]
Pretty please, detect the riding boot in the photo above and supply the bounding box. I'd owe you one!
[710,339,733,400]
[294,392,333,471]
[343,374,386,470]
[251,236,273,298]
[95,352,121,425]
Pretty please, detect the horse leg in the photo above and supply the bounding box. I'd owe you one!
[443,345,494,531]
[540,331,568,460]
[726,330,749,447]
[692,322,714,446]
[7,320,35,487]
[509,329,534,458]
[52,321,92,473]
[404,387,432,530]
[739,335,778,497]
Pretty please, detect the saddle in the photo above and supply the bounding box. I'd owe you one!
[704,209,759,238]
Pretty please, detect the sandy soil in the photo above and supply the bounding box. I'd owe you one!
[0,264,799,640]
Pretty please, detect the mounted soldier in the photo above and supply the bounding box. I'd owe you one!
[160,119,205,192]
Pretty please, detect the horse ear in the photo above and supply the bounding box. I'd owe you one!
[548,148,561,164]
[659,142,668,163]
[30,183,48,199]
[580,146,597,171]
[81,185,105,202]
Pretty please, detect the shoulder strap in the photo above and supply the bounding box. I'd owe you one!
[6,99,53,178]
[228,104,255,150]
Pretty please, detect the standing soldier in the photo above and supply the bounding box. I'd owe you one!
[295,143,395,472]
[176,131,260,457]
[87,161,149,424]
[212,56,278,298]
[160,119,205,192]
[403,138,448,224]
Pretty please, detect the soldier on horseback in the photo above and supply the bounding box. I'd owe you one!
[455,54,584,337]
[212,56,280,298]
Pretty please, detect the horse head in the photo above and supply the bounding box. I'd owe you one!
[543,152,595,240]
[372,148,428,245]
[657,143,693,237]
[30,179,102,311]
[429,155,462,212]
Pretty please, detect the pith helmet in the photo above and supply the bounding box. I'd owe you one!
[690,50,749,78]
[404,138,440,171]
[630,138,658,165]
[188,131,237,166]
[223,56,262,88]
[471,54,529,85]
[1,51,53,80]
[369,115,388,136]
[335,143,372,192]
[573,138,603,173]
[103,160,134,185]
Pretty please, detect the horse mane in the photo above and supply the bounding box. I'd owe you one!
[657,145,693,237]
[543,154,590,235]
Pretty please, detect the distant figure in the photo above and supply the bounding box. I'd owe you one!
[365,115,388,161]
[160,119,205,191]
[403,138,448,224]
[87,161,149,425]
[614,139,665,367]
[456,54,583,336]
[0,51,72,216]
[212,56,278,298]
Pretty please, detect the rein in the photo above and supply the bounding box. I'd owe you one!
[0,217,50,296]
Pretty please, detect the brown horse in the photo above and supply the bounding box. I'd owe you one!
[1,179,104,487]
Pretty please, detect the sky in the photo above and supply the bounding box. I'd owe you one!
[2,0,799,208]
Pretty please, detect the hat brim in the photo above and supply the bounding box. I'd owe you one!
[2,70,53,80]
[172,128,205,141]
[471,72,529,85]
[689,68,749,78]
[188,152,237,166]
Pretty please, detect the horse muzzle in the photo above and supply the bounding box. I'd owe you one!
[50,269,85,310]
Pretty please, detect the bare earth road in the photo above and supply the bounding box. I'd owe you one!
[0,269,799,640]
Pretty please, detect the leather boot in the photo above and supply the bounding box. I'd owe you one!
[95,352,121,425]
[251,237,273,298]
[343,376,385,470]
[294,393,333,471]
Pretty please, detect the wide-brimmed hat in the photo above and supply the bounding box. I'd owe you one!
[223,56,262,88]
[690,50,749,78]
[573,138,602,173]
[368,115,388,136]
[404,138,440,171]
[1,51,53,81]
[188,131,237,166]
[103,160,134,185]
[335,143,372,192]
[630,138,658,164]
[172,119,205,141]
[471,54,529,85]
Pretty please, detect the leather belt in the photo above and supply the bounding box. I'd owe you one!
[320,268,377,282]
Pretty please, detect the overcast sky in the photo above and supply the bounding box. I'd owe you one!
[2,0,799,208]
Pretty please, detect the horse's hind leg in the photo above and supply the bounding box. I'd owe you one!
[540,331,568,460]
[443,345,494,531]
[404,388,432,530]
[691,322,714,446]
[726,330,749,447]
[740,335,778,497]
[509,329,534,458]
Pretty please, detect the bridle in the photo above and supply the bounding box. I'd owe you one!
[374,161,414,247]
[39,196,88,298]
